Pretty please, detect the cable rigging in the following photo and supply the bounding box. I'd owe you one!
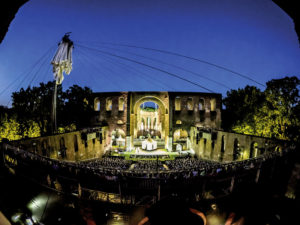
[77,46,176,91]
[0,45,56,98]
[84,41,265,87]
[80,43,231,90]
[76,44,215,93]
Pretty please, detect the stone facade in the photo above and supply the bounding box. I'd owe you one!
[9,91,285,162]
[11,128,105,161]
[92,91,222,151]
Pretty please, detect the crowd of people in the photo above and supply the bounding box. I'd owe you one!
[1,143,293,182]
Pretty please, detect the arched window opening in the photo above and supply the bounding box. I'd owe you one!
[106,98,112,111]
[59,137,67,158]
[221,135,225,153]
[233,138,240,160]
[94,98,100,111]
[210,98,216,111]
[118,97,125,111]
[176,120,182,125]
[199,98,205,111]
[175,97,181,111]
[250,142,259,158]
[138,101,161,138]
[187,97,193,111]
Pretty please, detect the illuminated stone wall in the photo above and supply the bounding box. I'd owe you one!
[10,129,105,161]
[169,92,222,132]
[130,92,170,149]
[92,91,222,151]
[92,92,128,150]
[192,130,284,161]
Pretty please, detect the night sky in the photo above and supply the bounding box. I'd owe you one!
[0,0,299,106]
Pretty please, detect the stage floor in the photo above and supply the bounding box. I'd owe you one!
[131,148,173,155]
[111,148,179,160]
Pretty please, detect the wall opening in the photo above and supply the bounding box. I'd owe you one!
[175,96,181,111]
[187,97,193,111]
[250,142,258,158]
[106,98,112,111]
[119,97,125,111]
[59,137,67,158]
[233,138,240,161]
[199,98,205,111]
[94,98,100,111]
[210,98,216,111]
[137,101,161,138]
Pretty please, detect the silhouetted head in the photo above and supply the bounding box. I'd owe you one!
[141,197,205,225]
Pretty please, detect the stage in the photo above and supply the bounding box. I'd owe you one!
[109,148,194,161]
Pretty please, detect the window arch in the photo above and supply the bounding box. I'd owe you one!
[59,137,67,158]
[118,97,125,111]
[187,97,193,111]
[199,98,204,110]
[210,98,216,111]
[175,96,181,111]
[233,138,240,160]
[221,135,225,153]
[94,98,100,111]
[106,98,112,111]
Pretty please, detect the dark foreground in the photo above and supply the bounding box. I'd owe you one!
[0,167,299,225]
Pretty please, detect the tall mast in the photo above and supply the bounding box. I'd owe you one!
[51,33,73,134]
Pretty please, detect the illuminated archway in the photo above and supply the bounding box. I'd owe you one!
[173,129,188,151]
[137,101,162,138]
[131,96,169,149]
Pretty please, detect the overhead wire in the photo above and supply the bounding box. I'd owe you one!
[28,49,53,88]
[75,47,123,90]
[77,47,136,90]
[41,62,52,84]
[76,44,215,93]
[74,48,99,87]
[77,46,176,91]
[0,45,56,98]
[5,46,56,106]
[82,43,231,90]
[84,41,266,87]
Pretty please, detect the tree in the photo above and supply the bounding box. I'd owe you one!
[222,85,264,132]
[10,82,93,136]
[0,113,22,142]
[223,76,300,141]
[61,85,94,128]
[259,76,300,140]
[12,81,63,135]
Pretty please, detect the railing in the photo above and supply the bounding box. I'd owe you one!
[0,142,295,204]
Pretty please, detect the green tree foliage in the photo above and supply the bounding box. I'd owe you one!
[223,76,300,141]
[222,86,264,132]
[0,81,94,141]
[0,113,22,141]
[12,81,63,135]
[0,113,40,142]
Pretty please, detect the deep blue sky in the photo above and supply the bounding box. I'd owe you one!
[0,0,299,106]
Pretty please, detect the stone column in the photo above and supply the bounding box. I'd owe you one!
[126,136,132,151]
[168,137,173,151]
